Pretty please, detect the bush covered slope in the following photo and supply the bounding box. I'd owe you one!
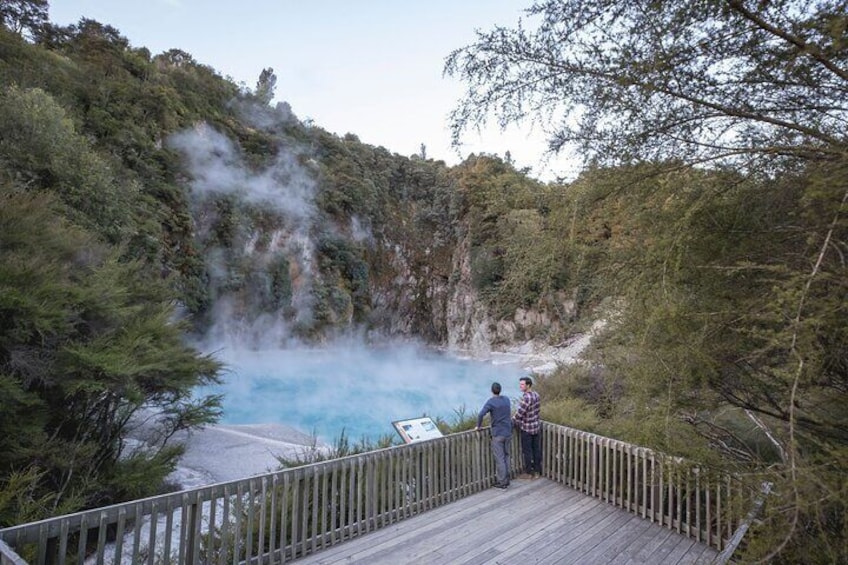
[0,7,563,524]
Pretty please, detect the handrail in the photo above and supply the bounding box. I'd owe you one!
[0,422,761,564]
[0,540,27,565]
[0,427,509,564]
[539,424,759,551]
[712,481,772,564]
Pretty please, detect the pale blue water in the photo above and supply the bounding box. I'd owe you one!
[199,344,526,443]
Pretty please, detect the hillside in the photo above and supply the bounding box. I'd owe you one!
[0,8,580,527]
[2,2,848,562]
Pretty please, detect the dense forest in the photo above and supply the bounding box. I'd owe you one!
[1,1,847,562]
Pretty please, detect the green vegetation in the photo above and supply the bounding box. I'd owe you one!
[448,1,848,561]
[0,184,222,524]
[0,2,513,527]
[2,1,846,561]
[0,10,238,526]
[454,156,571,322]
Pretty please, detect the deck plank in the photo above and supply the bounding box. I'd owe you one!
[458,494,603,565]
[536,509,637,564]
[303,482,554,564]
[354,482,567,564]
[475,498,614,565]
[610,524,677,564]
[462,482,614,562]
[424,483,586,563]
[294,478,719,564]
[637,530,690,564]
[579,514,656,564]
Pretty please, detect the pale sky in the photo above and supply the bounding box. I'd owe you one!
[49,1,579,181]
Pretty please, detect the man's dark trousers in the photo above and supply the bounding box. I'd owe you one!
[520,429,542,475]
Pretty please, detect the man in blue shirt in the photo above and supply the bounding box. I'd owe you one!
[476,382,513,489]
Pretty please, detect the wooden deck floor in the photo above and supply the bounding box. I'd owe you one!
[294,477,719,565]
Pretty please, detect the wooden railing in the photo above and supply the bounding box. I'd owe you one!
[0,428,512,564]
[0,422,758,564]
[541,424,755,551]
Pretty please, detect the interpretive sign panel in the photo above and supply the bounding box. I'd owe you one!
[392,416,444,444]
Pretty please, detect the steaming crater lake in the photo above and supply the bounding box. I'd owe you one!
[198,344,527,443]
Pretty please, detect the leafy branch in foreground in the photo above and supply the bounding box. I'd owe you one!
[446,0,848,168]
[448,1,848,562]
[0,184,222,523]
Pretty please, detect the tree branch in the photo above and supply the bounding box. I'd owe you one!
[727,0,848,84]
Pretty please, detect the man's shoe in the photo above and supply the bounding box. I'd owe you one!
[531,473,541,480]
[494,483,508,489]
[516,473,533,480]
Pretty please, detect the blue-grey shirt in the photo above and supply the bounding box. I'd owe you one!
[477,395,512,438]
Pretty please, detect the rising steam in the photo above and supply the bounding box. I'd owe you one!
[168,120,317,349]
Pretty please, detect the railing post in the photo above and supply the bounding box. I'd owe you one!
[184,498,199,565]
[714,482,772,563]
[366,453,376,532]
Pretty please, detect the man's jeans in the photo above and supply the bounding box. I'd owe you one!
[520,429,542,475]
[492,435,511,486]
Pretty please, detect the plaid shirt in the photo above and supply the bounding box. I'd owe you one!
[513,390,541,434]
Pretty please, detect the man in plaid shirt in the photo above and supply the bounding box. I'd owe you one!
[513,376,542,479]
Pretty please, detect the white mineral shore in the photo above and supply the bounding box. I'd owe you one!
[455,319,606,376]
[166,423,327,489]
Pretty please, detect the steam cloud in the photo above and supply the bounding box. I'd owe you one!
[168,120,317,348]
[168,122,315,222]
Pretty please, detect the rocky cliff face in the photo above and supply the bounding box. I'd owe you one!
[442,231,579,355]
[191,203,576,353]
[445,232,494,354]
[175,120,577,353]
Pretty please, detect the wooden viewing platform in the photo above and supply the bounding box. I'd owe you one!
[0,422,757,564]
[295,476,717,564]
